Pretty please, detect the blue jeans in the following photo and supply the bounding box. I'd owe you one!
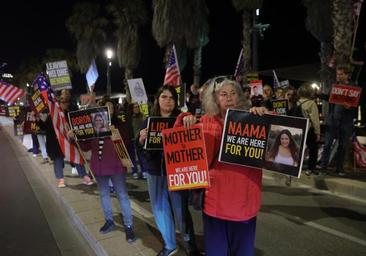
[53,158,87,179]
[203,213,257,256]
[320,122,353,171]
[95,173,133,227]
[147,174,197,251]
[53,157,64,179]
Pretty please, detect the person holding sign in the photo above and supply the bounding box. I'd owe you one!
[319,66,357,176]
[177,77,266,256]
[71,98,136,243]
[138,86,199,256]
[266,129,299,167]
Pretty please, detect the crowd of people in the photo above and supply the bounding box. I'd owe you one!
[22,65,363,256]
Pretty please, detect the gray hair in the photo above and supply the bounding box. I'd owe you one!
[202,78,249,116]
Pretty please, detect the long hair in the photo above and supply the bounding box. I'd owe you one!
[202,78,248,116]
[267,129,299,162]
[93,113,105,128]
[150,85,180,116]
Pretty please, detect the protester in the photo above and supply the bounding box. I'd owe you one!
[177,77,266,256]
[319,66,357,176]
[267,129,299,167]
[130,102,147,179]
[262,84,274,110]
[71,97,136,243]
[138,85,199,256]
[285,85,298,115]
[187,84,201,115]
[274,87,285,99]
[37,96,93,188]
[295,83,321,175]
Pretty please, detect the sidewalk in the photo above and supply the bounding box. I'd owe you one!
[2,118,366,255]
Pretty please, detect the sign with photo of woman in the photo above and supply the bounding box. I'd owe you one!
[68,106,112,140]
[219,109,308,177]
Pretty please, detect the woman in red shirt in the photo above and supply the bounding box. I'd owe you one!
[176,77,266,256]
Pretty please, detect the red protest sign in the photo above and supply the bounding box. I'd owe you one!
[329,84,362,107]
[162,124,210,191]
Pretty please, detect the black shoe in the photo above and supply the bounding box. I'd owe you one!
[157,248,178,256]
[99,220,115,234]
[124,225,136,243]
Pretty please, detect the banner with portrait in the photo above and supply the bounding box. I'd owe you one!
[219,109,309,177]
[162,125,210,191]
[68,106,111,140]
[144,117,176,150]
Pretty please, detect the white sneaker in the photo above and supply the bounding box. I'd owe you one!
[132,173,139,179]
[142,172,147,180]
[71,167,79,176]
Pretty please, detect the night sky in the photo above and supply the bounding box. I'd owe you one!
[1,0,364,95]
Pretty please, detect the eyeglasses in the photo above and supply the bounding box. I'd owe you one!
[212,75,235,93]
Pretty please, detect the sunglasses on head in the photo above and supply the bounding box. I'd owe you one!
[212,75,235,92]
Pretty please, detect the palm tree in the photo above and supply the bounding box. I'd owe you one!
[107,0,148,94]
[303,0,333,90]
[152,0,187,72]
[66,2,108,73]
[184,0,209,86]
[232,0,263,80]
[332,0,353,66]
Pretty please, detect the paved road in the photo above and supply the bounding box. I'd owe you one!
[0,127,94,256]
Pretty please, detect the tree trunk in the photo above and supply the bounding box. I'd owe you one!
[319,41,334,94]
[332,0,352,66]
[193,47,202,86]
[242,9,253,81]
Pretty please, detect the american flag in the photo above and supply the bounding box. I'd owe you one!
[164,45,181,86]
[35,74,84,165]
[352,0,363,17]
[0,81,25,104]
[234,48,244,78]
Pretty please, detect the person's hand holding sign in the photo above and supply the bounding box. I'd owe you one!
[182,115,198,129]
[139,128,148,145]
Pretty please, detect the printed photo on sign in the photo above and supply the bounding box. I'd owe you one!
[218,109,308,177]
[68,106,112,140]
[265,125,303,168]
[144,116,176,150]
[162,125,210,191]
[329,84,362,108]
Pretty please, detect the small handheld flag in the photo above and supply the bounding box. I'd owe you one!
[164,45,181,86]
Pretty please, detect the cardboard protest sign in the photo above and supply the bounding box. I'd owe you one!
[68,106,111,140]
[23,111,42,134]
[110,126,134,168]
[329,84,362,107]
[7,106,21,118]
[127,78,149,116]
[0,105,7,116]
[13,119,24,136]
[271,99,288,115]
[46,60,72,91]
[31,89,47,113]
[219,109,308,177]
[144,117,176,150]
[162,125,210,191]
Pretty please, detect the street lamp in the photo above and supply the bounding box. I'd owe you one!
[105,48,114,96]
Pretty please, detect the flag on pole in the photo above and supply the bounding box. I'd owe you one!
[164,45,181,86]
[35,74,84,165]
[352,0,364,17]
[0,81,25,104]
[86,59,99,90]
[234,48,244,78]
[272,70,280,88]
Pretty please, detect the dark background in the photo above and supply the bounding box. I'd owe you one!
[1,0,364,95]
